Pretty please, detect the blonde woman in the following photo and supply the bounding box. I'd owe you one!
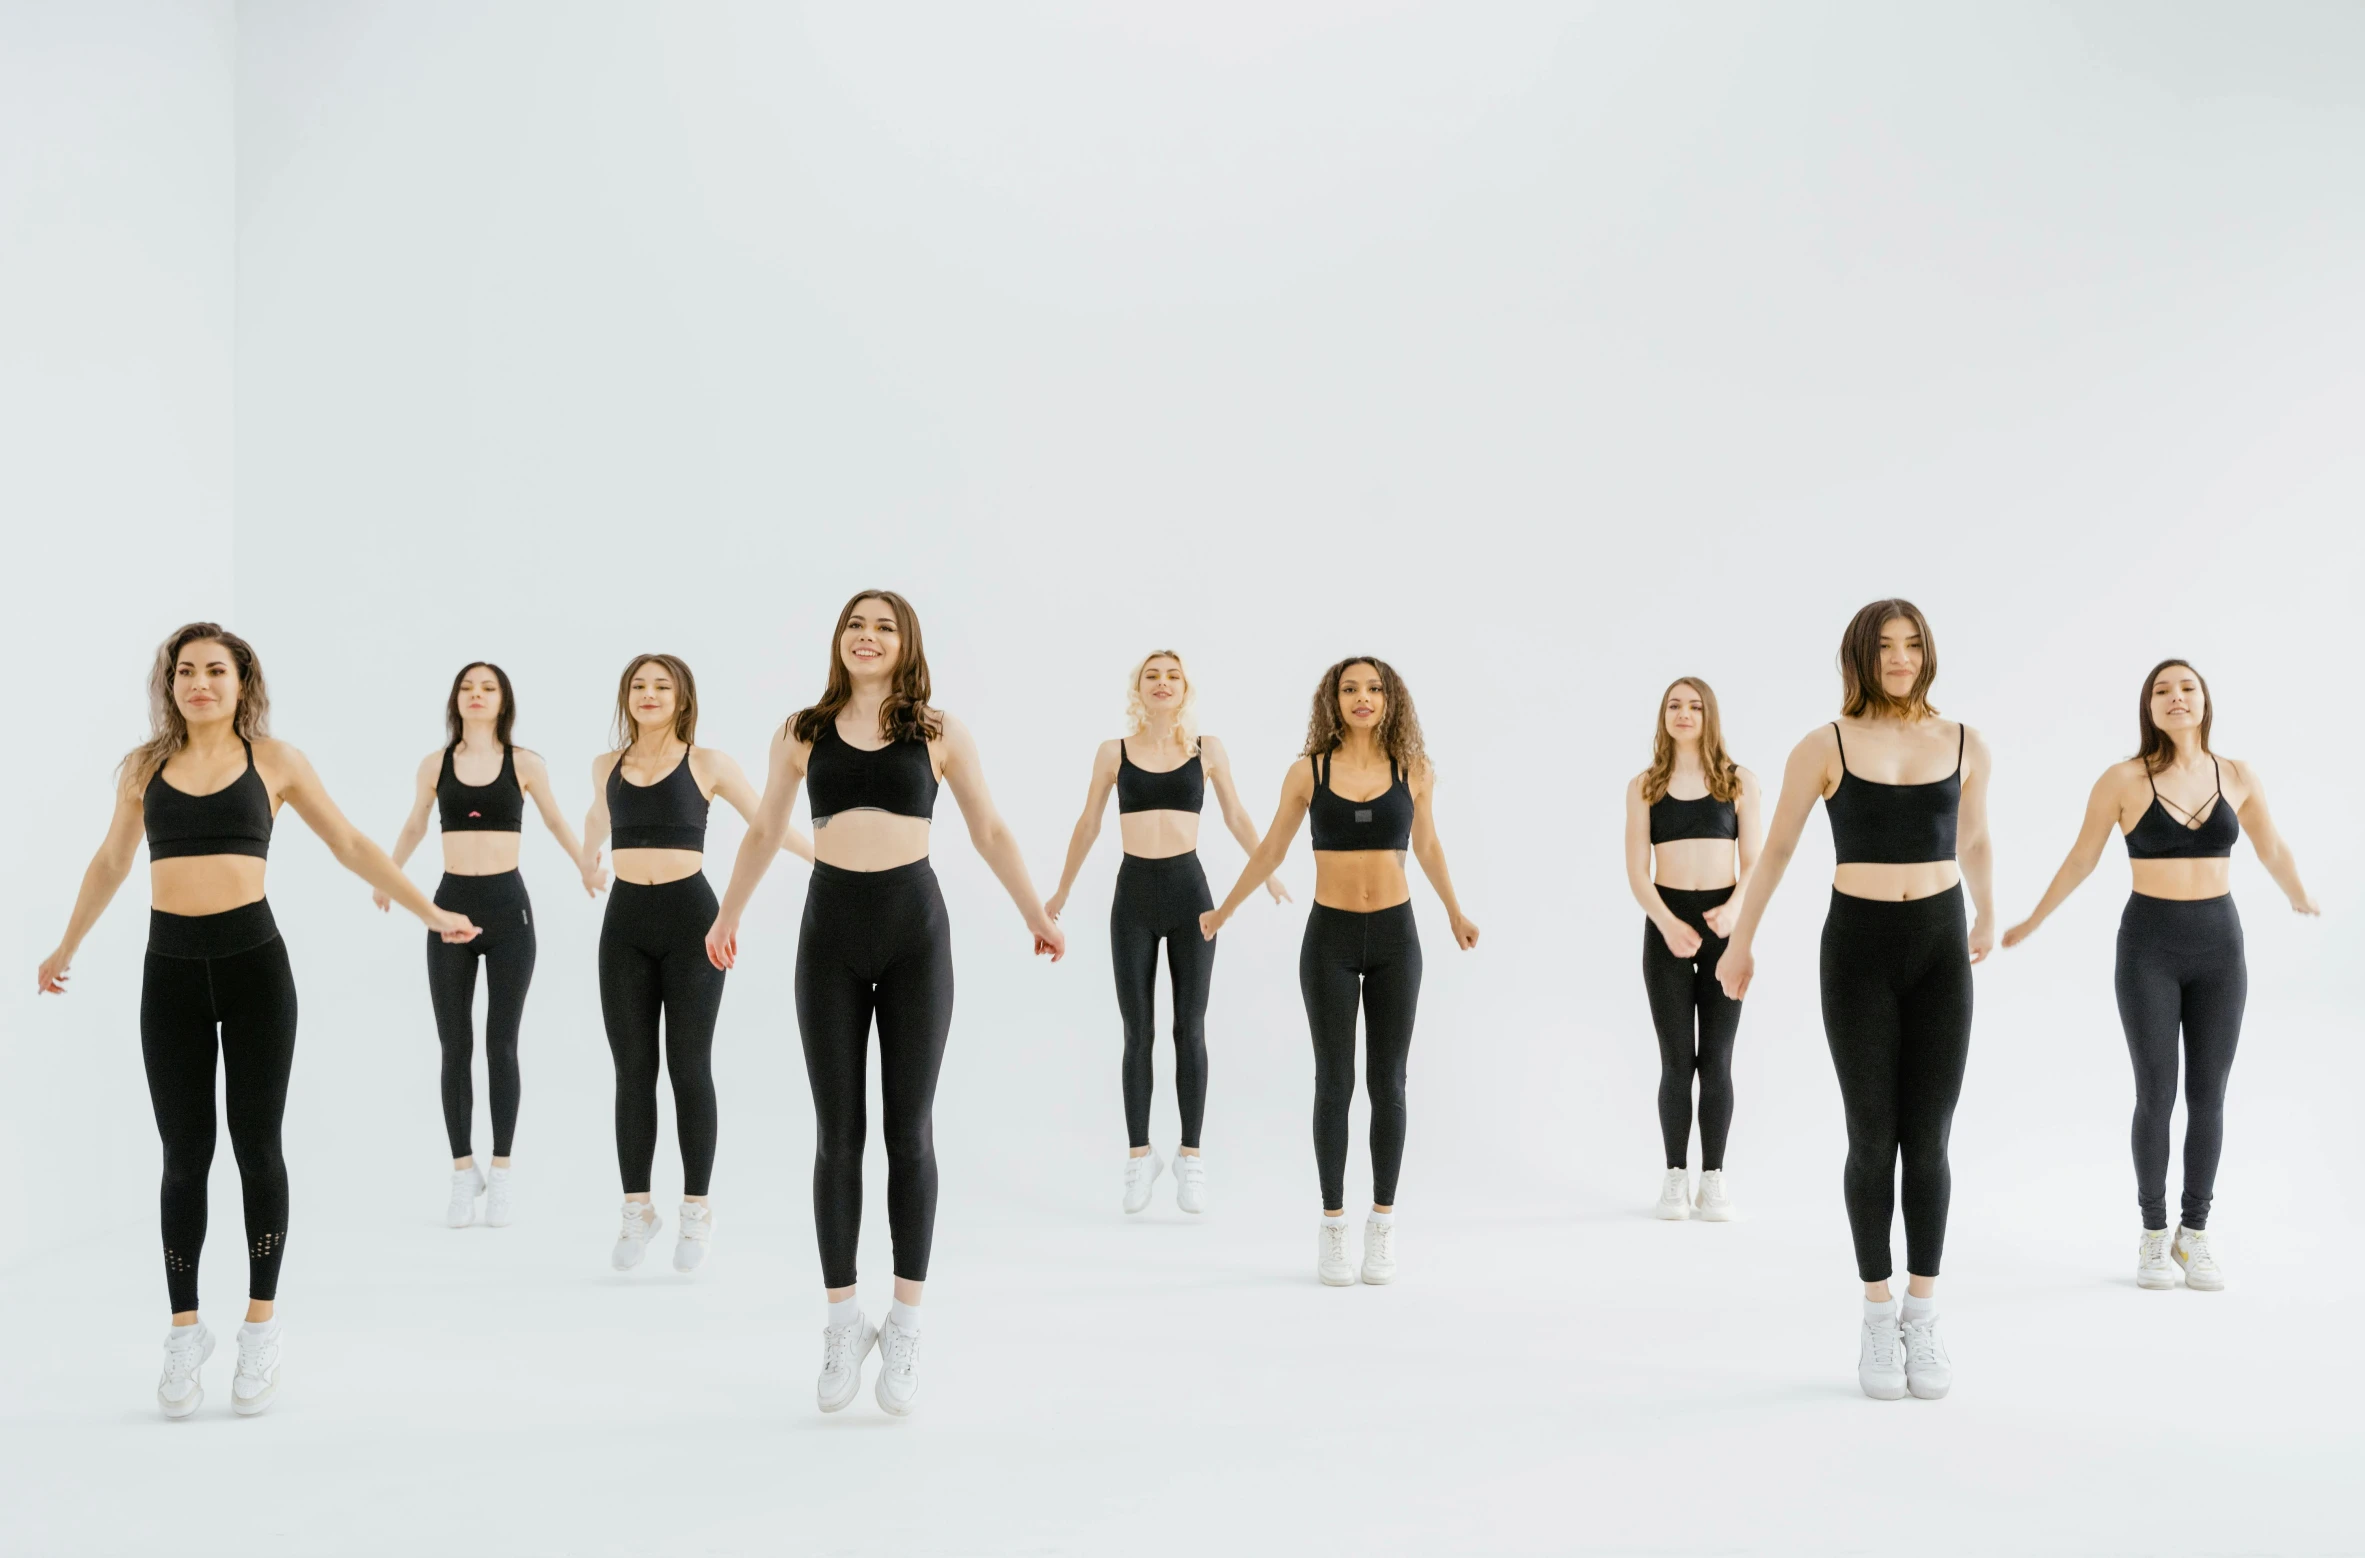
[1045,651,1288,1214]
[1623,677,1762,1221]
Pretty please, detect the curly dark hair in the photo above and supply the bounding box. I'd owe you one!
[1301,655,1427,775]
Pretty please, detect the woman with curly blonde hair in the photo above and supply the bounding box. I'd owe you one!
[1203,656,1479,1287]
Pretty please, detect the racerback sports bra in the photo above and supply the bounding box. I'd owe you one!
[805,722,939,824]
[607,745,708,851]
[2124,757,2240,860]
[1650,789,1737,845]
[439,743,524,833]
[1307,749,1413,852]
[1116,740,1204,814]
[1825,722,1962,865]
[145,738,273,860]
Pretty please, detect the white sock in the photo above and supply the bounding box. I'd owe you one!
[240,1317,279,1340]
[887,1298,922,1336]
[827,1295,862,1331]
[1366,1211,1394,1227]
[1863,1296,1899,1324]
[1900,1292,1936,1323]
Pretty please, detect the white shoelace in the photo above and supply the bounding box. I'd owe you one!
[235,1330,276,1380]
[619,1206,653,1240]
[2141,1230,2171,1263]
[880,1323,919,1379]
[821,1322,863,1374]
[680,1210,711,1243]
[1901,1319,1942,1367]
[2180,1231,2218,1271]
[1863,1320,1902,1371]
[1321,1221,1351,1262]
[1365,1221,1394,1262]
[162,1332,204,1382]
[1662,1172,1689,1204]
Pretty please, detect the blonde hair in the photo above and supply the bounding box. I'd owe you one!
[1123,649,1199,757]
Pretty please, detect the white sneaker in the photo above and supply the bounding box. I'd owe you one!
[1858,1303,1907,1400]
[1655,1168,1692,1221]
[817,1312,878,1414]
[1317,1216,1356,1286]
[2173,1225,2224,1291]
[231,1322,283,1416]
[1693,1169,1734,1221]
[1360,1216,1397,1285]
[874,1316,922,1417]
[674,1202,713,1274]
[483,1165,514,1228]
[1901,1308,1951,1400]
[1123,1151,1164,1214]
[157,1323,214,1419]
[446,1163,485,1229]
[2136,1227,2178,1289]
[611,1201,662,1271]
[1172,1150,1207,1214]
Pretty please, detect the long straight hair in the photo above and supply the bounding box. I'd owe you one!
[2135,658,2213,775]
[1123,649,1199,757]
[1837,598,1940,720]
[1300,655,1428,775]
[1641,676,1741,804]
[445,661,517,749]
[121,622,271,791]
[790,589,942,745]
[612,653,699,749]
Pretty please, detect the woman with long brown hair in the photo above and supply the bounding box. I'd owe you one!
[2004,660,2316,1291]
[377,661,602,1230]
[1042,649,1288,1215]
[1201,656,1479,1288]
[1624,677,1762,1221]
[707,590,1064,1417]
[578,653,800,1277]
[37,622,479,1418]
[1717,600,1994,1401]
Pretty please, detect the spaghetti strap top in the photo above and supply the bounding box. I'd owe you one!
[1116,740,1204,814]
[1824,722,1962,865]
[144,738,273,860]
[607,745,708,851]
[1306,749,1414,852]
[2125,756,2240,859]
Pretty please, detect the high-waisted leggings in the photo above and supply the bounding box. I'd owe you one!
[141,899,297,1314]
[598,874,725,1196]
[2116,892,2246,1231]
[426,869,536,1160]
[1642,884,1744,1171]
[1111,851,1216,1151]
[1301,901,1423,1212]
[1820,886,1973,1283]
[797,859,955,1288]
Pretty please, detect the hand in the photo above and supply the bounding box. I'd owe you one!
[1263,875,1292,905]
[372,889,391,913]
[1717,941,1754,1001]
[580,849,607,899]
[1967,918,1995,965]
[1031,917,1067,962]
[2001,917,2038,949]
[1655,917,1703,959]
[1198,907,1228,942]
[37,947,72,995]
[1700,900,1735,937]
[434,911,481,944]
[1449,913,1480,951]
[1044,888,1068,922]
[2293,893,2320,916]
[705,913,739,972]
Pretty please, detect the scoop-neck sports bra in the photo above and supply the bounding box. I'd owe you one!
[145,738,273,860]
[805,722,939,823]
[607,745,708,851]
[1116,740,1203,815]
[439,743,523,833]
[1307,749,1413,852]
[1650,789,1737,845]
[2125,757,2239,860]
[1825,722,1962,865]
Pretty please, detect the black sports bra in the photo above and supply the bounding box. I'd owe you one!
[1116,740,1203,815]
[1650,790,1737,845]
[806,723,939,823]
[1825,722,1962,865]
[607,746,708,851]
[2125,758,2240,860]
[145,738,273,860]
[439,744,523,833]
[1307,749,1413,852]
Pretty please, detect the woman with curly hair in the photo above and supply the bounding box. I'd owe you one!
[1202,656,1479,1287]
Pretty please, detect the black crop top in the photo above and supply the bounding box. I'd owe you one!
[1307,749,1413,852]
[1650,790,1737,845]
[1116,740,1204,814]
[2125,758,2239,860]
[806,723,939,823]
[439,744,523,833]
[145,738,273,860]
[607,746,708,851]
[1825,722,1962,865]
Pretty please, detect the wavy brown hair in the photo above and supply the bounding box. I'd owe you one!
[2135,658,2213,775]
[612,653,699,748]
[122,622,271,791]
[1641,676,1741,804]
[1838,598,1940,720]
[1301,656,1427,775]
[445,662,517,749]
[790,589,942,745]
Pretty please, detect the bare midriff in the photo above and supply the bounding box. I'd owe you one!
[1120,810,1199,861]
[2129,857,2232,901]
[1833,861,1962,903]
[1652,838,1737,892]
[813,810,932,873]
[151,857,268,917]
[442,832,522,877]
[1314,850,1410,913]
[612,848,705,886]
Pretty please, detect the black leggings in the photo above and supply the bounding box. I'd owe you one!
[1301,901,1423,1212]
[1819,886,1974,1283]
[141,900,297,1314]
[797,860,955,1288]
[1642,884,1744,1171]
[426,870,536,1160]
[598,874,725,1196]
[2116,893,2246,1231]
[1111,852,1216,1150]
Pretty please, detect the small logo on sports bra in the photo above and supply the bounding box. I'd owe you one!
[1355,808,1373,823]
[468,811,481,819]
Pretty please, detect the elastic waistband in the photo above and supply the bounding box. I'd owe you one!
[1825,882,1964,930]
[1119,850,1203,872]
[148,898,280,960]
[609,872,714,905]
[810,857,938,890]
[1655,884,1734,908]
[2122,891,2239,929]
[1309,899,1415,925]
[436,868,527,902]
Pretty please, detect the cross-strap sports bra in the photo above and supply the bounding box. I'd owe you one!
[438,743,523,833]
[1116,740,1203,814]
[1650,790,1737,845]
[2124,757,2239,860]
[1307,749,1413,852]
[145,738,273,860]
[1825,722,1962,865]
[805,722,939,824]
[607,745,708,851]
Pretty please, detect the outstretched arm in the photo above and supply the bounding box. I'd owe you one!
[1044,741,1119,922]
[707,747,813,865]
[374,750,440,912]
[515,748,603,897]
[1204,736,1289,903]
[36,787,146,994]
[939,714,1065,960]
[2233,762,2318,914]
[1202,761,1313,938]
[274,742,476,939]
[2004,766,2122,947]
[1407,765,1477,950]
[705,728,809,969]
[1957,726,1997,963]
[1717,730,1833,1000]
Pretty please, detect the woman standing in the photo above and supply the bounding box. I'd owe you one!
[1624,677,1761,1221]
[377,662,601,1229]
[1043,650,1289,1214]
[37,623,479,1418]
[1201,657,1479,1289]
[2004,660,2316,1290]
[1718,601,1993,1401]
[579,654,801,1276]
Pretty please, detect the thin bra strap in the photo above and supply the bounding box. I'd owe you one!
[1830,722,1847,770]
[1954,722,1965,773]
[2209,754,2223,799]
[1313,750,1328,787]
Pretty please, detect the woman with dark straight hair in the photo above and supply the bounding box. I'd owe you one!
[2005,660,2315,1291]
[1719,600,1994,1401]
[378,661,602,1230]
[708,590,1064,1417]
[1624,676,1762,1221]
[38,623,478,1418]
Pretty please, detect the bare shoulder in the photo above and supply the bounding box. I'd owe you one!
[1735,765,1764,794]
[511,745,550,777]
[1794,723,1841,761]
[416,748,445,783]
[1409,756,1438,795]
[252,736,307,773]
[1956,721,1991,762]
[1196,732,1228,763]
[1627,769,1651,800]
[1094,736,1123,770]
[2217,753,2258,791]
[589,749,621,781]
